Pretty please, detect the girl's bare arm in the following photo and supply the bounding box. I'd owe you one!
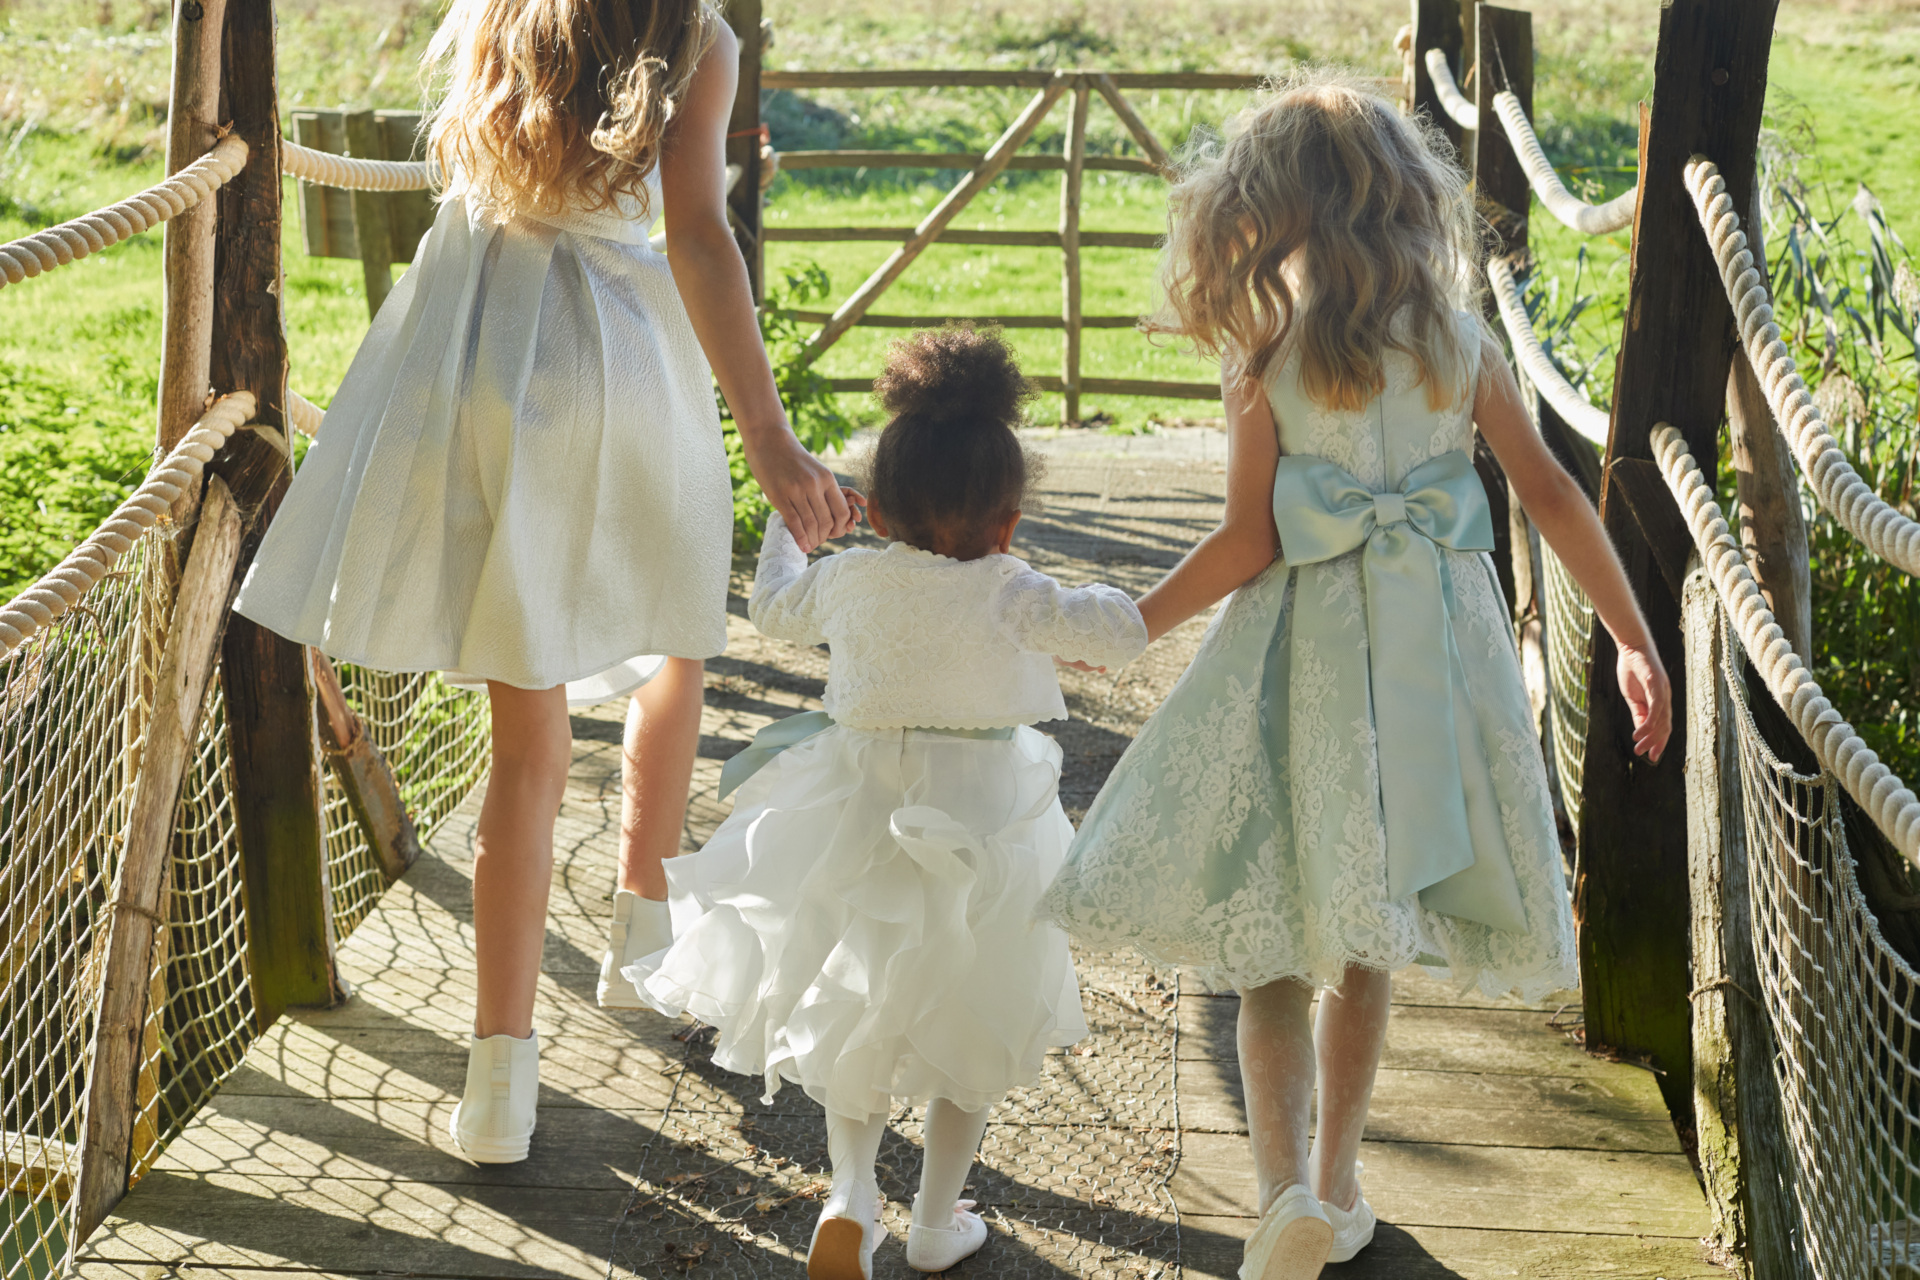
[659,24,853,552]
[1473,341,1672,761]
[1134,374,1283,643]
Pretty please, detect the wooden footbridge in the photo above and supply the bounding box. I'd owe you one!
[4,1,1919,1278]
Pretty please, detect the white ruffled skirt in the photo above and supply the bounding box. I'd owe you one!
[627,724,1088,1122]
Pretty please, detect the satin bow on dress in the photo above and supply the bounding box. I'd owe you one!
[1271,449,1529,935]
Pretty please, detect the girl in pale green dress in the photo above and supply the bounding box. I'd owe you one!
[1040,72,1673,1280]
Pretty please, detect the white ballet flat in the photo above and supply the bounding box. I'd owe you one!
[597,890,672,1009]
[1322,1163,1376,1263]
[808,1178,883,1280]
[1240,1183,1333,1280]
[906,1196,988,1272]
[450,1031,539,1163]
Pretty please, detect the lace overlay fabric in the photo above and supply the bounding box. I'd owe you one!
[1042,314,1579,1000]
[748,515,1148,730]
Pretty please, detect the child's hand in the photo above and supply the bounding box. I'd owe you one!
[1056,657,1108,674]
[743,427,855,552]
[1616,642,1672,763]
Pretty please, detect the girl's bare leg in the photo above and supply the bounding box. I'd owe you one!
[474,682,572,1039]
[1309,964,1392,1211]
[1237,977,1317,1215]
[617,657,705,899]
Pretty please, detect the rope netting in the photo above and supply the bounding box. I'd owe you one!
[1540,542,1595,834]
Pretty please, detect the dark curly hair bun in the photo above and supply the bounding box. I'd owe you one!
[874,324,1034,428]
[866,326,1041,560]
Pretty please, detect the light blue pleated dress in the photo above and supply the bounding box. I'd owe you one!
[1041,314,1579,1000]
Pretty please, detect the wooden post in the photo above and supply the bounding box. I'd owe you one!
[1059,81,1089,426]
[1576,0,1778,1120]
[723,0,764,302]
[207,0,342,1023]
[1459,0,1481,173]
[155,0,228,462]
[1726,189,1811,661]
[311,651,422,883]
[69,477,243,1250]
[1474,7,1532,263]
[342,109,395,321]
[1410,0,1469,161]
[1683,565,1803,1278]
[1093,75,1171,176]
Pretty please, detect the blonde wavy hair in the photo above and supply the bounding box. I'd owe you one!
[426,0,720,222]
[1151,70,1483,412]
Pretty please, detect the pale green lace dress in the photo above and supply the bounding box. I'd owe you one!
[1041,315,1579,1000]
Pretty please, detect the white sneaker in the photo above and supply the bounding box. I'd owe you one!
[1322,1164,1376,1263]
[906,1196,988,1272]
[808,1178,883,1280]
[597,890,671,1009]
[1240,1183,1332,1280]
[450,1031,539,1163]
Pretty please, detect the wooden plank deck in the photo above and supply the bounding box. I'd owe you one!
[76,434,1717,1278]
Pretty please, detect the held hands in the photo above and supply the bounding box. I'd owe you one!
[742,425,862,552]
[1616,642,1673,763]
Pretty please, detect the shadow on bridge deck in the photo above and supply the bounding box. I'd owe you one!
[76,435,1716,1279]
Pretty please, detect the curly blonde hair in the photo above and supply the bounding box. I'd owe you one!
[1150,70,1483,412]
[426,0,720,222]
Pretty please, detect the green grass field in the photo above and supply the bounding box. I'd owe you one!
[1,0,1916,595]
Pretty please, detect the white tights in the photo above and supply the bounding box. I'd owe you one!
[823,1099,996,1228]
[1237,965,1392,1215]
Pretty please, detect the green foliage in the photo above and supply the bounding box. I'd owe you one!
[0,362,152,597]
[722,263,857,552]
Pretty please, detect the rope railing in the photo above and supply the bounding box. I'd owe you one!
[0,134,249,288]
[1685,155,1920,577]
[1492,92,1637,236]
[1422,48,1479,130]
[288,388,326,439]
[280,139,434,192]
[1652,423,1920,862]
[0,392,256,659]
[1487,255,1612,445]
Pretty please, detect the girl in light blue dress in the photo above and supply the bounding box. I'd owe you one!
[1040,73,1673,1280]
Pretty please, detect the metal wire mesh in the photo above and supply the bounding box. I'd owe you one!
[608,944,1184,1279]
[1724,605,1920,1280]
[324,666,489,940]
[1540,540,1594,833]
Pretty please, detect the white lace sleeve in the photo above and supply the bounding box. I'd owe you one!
[748,513,832,645]
[993,567,1148,669]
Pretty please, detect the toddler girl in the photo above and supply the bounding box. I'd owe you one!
[1042,73,1672,1280]
[628,327,1148,1279]
[234,0,854,1162]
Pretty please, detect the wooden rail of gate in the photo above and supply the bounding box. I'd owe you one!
[763,68,1396,421]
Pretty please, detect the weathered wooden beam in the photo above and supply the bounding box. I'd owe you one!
[207,0,341,1023]
[1576,0,1778,1121]
[155,0,228,463]
[69,476,243,1251]
[1681,564,1801,1277]
[1093,74,1173,176]
[341,109,395,320]
[311,651,421,884]
[1410,0,1469,160]
[776,150,1157,175]
[764,227,1162,249]
[824,374,1223,400]
[723,0,764,301]
[1473,6,1532,259]
[1059,85,1090,425]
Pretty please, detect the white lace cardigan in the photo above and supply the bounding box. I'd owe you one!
[749,514,1148,730]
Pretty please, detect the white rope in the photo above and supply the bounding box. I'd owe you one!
[282,140,434,192]
[1487,255,1612,446]
[1422,48,1479,130]
[1685,155,1920,577]
[0,135,249,288]
[1653,424,1920,862]
[0,393,257,660]
[1492,92,1636,236]
[287,389,325,439]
